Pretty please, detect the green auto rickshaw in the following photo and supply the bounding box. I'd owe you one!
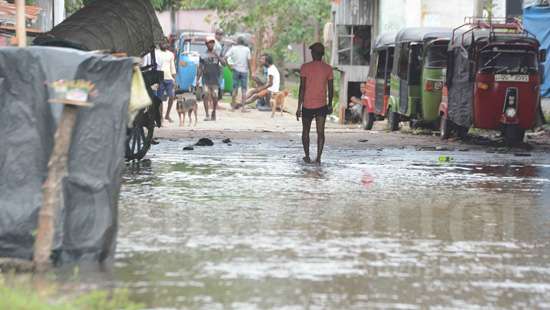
[387,27,452,130]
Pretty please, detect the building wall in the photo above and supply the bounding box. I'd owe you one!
[378,0,476,33]
[35,0,64,31]
[156,9,219,36]
[378,0,513,34]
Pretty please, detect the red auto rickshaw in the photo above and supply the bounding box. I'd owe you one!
[363,32,397,130]
[440,18,546,145]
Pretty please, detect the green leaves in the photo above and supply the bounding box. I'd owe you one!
[211,0,330,64]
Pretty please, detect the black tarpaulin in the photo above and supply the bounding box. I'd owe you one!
[447,48,474,128]
[0,47,134,265]
[33,0,164,57]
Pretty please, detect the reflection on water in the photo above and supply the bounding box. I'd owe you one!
[113,139,550,309]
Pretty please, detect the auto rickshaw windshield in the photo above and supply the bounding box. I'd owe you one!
[425,45,448,68]
[181,41,208,55]
[478,50,538,74]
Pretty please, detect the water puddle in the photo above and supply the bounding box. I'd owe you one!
[93,138,550,308]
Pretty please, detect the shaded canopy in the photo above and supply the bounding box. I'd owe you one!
[395,27,452,44]
[373,32,397,50]
[33,0,164,57]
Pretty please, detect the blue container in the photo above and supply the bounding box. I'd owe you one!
[175,34,206,91]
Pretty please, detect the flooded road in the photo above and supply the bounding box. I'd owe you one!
[116,136,550,309]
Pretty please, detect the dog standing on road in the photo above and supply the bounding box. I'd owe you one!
[271,90,289,118]
[176,93,198,127]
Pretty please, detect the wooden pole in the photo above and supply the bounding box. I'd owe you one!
[15,0,26,47]
[33,104,80,272]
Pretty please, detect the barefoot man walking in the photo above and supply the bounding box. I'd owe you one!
[196,36,225,121]
[296,42,334,164]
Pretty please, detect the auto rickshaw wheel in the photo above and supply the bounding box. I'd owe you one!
[440,117,451,140]
[126,110,155,161]
[388,111,399,131]
[362,109,375,130]
[503,125,525,146]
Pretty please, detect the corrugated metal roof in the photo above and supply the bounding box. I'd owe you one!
[0,1,41,23]
[332,0,374,26]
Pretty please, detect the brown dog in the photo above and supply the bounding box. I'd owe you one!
[271,90,289,118]
[176,93,198,127]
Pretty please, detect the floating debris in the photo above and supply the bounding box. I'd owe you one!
[195,138,214,146]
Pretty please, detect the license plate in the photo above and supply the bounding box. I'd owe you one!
[495,74,529,82]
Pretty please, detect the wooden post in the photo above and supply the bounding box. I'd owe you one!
[15,0,26,47]
[33,104,80,272]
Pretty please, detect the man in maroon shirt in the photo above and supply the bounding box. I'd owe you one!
[296,42,334,164]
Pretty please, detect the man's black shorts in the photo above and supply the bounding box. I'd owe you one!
[302,106,329,119]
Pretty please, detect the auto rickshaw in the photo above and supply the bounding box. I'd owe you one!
[363,32,396,130]
[387,27,452,131]
[439,18,546,145]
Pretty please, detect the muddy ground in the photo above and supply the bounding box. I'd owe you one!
[155,98,550,154]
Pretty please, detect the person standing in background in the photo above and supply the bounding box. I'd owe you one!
[225,36,252,112]
[157,39,177,123]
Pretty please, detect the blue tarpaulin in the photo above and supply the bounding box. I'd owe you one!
[524,5,550,97]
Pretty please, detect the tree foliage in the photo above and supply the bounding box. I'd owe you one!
[196,0,331,66]
[65,0,176,14]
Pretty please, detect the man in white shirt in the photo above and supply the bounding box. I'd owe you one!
[225,36,251,111]
[143,39,177,123]
[254,53,280,111]
[348,82,366,123]
[143,41,176,122]
[155,40,177,123]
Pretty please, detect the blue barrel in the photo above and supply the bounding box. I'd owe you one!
[176,52,199,91]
